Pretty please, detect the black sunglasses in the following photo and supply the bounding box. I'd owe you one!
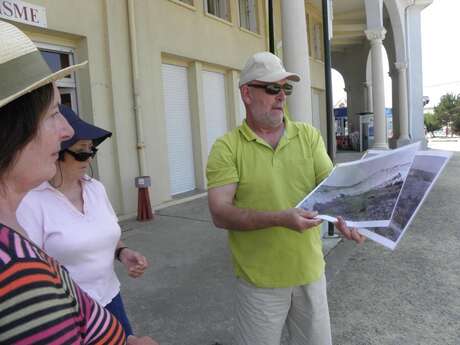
[247,83,293,96]
[65,147,98,162]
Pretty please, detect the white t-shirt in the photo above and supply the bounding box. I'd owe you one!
[17,178,121,306]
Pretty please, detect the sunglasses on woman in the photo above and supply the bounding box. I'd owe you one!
[247,83,293,96]
[65,147,98,162]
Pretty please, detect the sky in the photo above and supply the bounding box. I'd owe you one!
[332,0,459,110]
[421,0,460,108]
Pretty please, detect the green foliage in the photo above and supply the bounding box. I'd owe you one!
[424,112,442,136]
[433,93,460,135]
[453,116,460,135]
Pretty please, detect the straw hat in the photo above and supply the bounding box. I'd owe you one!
[0,20,88,108]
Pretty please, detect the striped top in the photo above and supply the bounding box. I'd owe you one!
[0,224,126,344]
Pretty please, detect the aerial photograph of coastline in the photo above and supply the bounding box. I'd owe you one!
[360,151,452,249]
[297,143,420,227]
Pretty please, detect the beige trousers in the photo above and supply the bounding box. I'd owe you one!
[234,274,332,345]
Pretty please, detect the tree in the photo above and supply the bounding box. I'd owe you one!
[434,93,460,136]
[453,112,460,135]
[424,112,442,137]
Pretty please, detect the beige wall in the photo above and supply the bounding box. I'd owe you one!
[17,0,129,215]
[134,0,268,214]
[14,0,268,218]
[11,0,328,218]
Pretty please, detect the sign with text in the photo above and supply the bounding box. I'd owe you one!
[0,0,47,28]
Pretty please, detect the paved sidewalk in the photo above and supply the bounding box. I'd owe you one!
[326,151,460,345]
[117,151,460,345]
[427,136,460,152]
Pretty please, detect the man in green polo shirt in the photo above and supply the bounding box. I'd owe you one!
[206,52,364,345]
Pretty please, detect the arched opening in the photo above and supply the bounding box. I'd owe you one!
[332,68,347,107]
[332,69,350,149]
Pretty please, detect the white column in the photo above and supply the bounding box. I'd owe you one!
[365,28,388,149]
[395,61,410,145]
[406,1,432,147]
[363,81,373,112]
[388,67,400,147]
[281,0,312,123]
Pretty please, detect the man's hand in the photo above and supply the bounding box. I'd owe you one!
[119,248,149,278]
[334,216,365,244]
[278,208,323,232]
[127,335,159,345]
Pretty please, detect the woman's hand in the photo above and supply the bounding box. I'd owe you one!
[119,248,149,278]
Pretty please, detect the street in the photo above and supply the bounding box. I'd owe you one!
[118,147,460,345]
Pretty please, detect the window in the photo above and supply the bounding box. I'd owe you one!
[239,0,258,33]
[205,0,230,21]
[37,43,79,111]
[40,51,71,77]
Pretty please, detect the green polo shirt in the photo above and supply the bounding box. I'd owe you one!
[206,117,333,288]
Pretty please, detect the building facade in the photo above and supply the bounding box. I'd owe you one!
[1,0,430,218]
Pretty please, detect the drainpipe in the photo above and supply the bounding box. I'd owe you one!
[128,0,147,176]
[322,0,337,237]
[322,0,334,161]
[127,0,153,220]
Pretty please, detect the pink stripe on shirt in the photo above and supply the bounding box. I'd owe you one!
[84,302,106,341]
[0,249,11,264]
[14,317,80,345]
[23,240,37,258]
[14,235,25,257]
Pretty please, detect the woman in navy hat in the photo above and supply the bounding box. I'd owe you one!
[17,105,150,341]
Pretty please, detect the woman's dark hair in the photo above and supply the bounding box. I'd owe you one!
[0,83,54,178]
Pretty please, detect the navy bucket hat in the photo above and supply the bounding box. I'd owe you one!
[59,105,112,151]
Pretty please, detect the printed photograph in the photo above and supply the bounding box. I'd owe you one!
[297,143,420,227]
[359,151,452,250]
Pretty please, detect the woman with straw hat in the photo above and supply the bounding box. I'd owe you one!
[17,104,149,339]
[0,21,157,345]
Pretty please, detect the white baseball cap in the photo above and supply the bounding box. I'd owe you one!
[239,52,300,87]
